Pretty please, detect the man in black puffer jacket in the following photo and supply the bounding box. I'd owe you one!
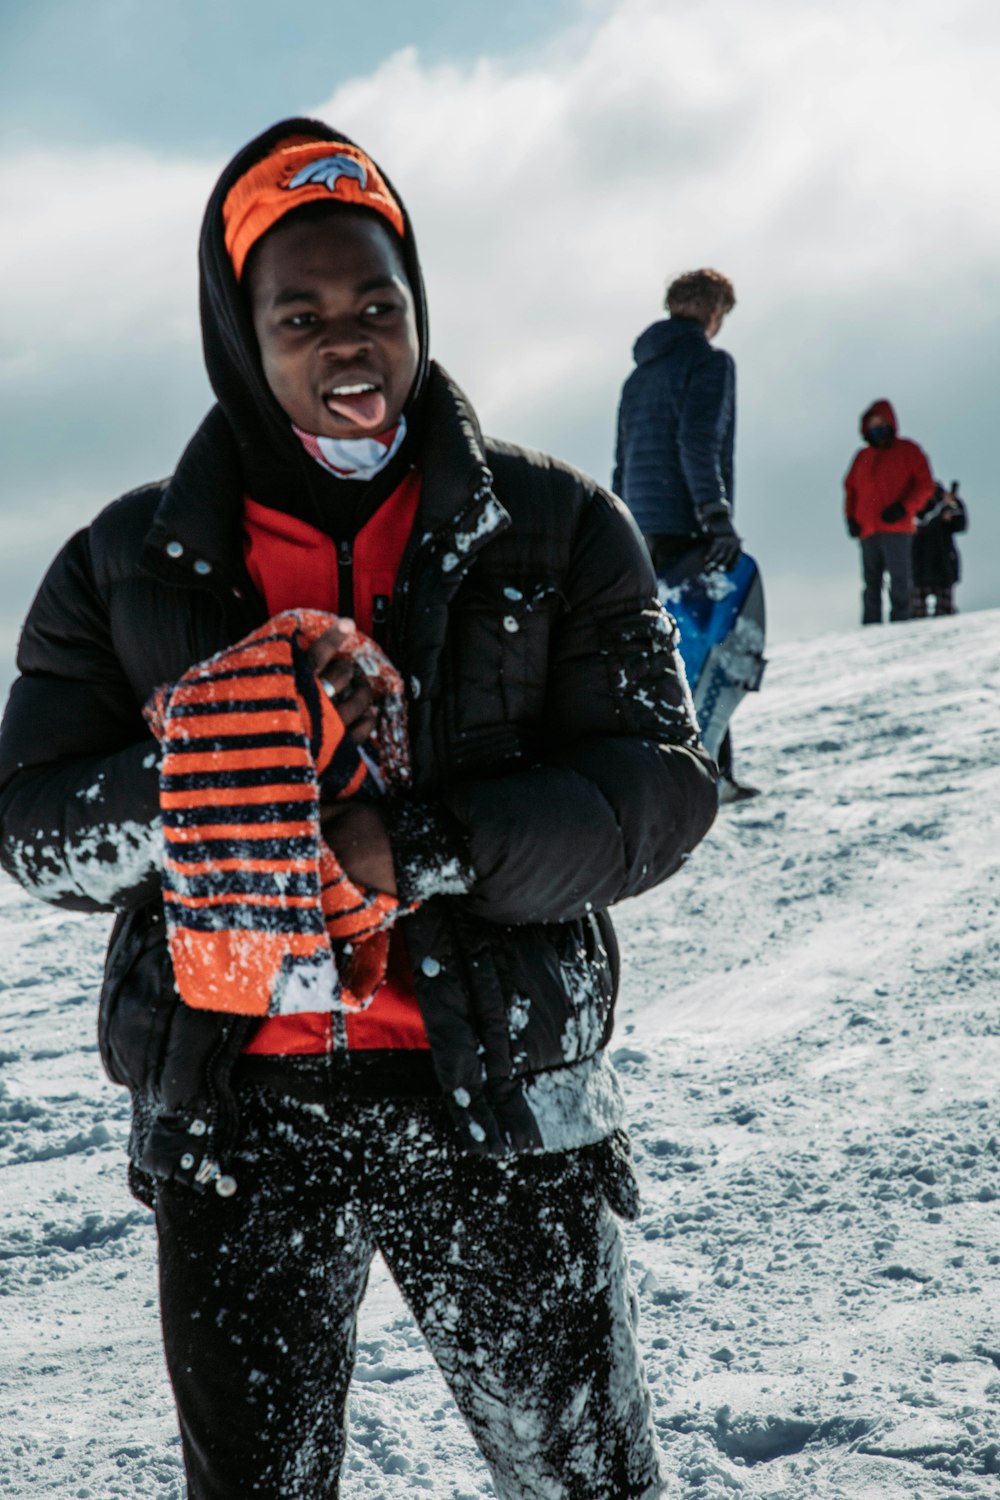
[0,120,717,1500]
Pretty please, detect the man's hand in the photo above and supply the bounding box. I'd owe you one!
[320,802,398,897]
[880,500,906,524]
[702,513,742,572]
[847,517,862,538]
[307,620,376,745]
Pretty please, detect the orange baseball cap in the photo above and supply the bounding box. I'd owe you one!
[222,136,406,282]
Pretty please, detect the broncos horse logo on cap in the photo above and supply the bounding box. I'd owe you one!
[224,141,405,280]
[287,154,368,194]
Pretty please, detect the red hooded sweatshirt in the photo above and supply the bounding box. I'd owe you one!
[844,400,935,541]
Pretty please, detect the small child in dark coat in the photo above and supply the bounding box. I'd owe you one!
[912,481,968,617]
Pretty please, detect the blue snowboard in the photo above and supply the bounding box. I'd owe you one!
[658,550,766,763]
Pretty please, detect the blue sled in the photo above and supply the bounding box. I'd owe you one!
[658,551,767,763]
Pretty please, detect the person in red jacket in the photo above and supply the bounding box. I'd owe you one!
[844,399,936,624]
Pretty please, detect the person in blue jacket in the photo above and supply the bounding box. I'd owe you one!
[614,269,757,800]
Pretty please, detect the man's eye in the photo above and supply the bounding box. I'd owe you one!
[286,312,318,328]
[363,302,398,318]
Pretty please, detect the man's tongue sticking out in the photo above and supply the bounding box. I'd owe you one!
[325,384,388,433]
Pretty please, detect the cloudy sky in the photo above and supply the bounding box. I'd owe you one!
[2,0,998,690]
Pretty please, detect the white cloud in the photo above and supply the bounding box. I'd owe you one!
[315,0,1000,413]
[0,149,210,377]
[307,0,1000,641]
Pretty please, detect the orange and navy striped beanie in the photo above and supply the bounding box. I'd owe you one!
[144,610,412,1018]
[222,137,405,282]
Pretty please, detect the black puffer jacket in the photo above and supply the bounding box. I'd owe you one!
[0,119,717,1194]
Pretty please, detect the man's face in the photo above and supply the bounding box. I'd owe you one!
[248,209,419,438]
[865,421,894,449]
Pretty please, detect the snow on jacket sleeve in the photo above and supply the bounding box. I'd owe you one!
[0,529,161,913]
[438,492,718,926]
[678,348,735,525]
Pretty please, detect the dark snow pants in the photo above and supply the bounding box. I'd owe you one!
[155,1087,665,1500]
[860,533,913,624]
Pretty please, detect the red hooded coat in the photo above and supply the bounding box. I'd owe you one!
[844,400,935,541]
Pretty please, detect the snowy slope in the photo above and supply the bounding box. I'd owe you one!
[1,609,998,1500]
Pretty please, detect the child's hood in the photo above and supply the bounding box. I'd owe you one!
[860,398,897,436]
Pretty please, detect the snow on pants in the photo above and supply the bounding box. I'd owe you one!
[860,532,913,624]
[155,1086,666,1500]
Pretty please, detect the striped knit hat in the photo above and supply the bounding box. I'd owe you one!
[144,611,412,1018]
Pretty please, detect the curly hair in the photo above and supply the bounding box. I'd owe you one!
[665,268,736,325]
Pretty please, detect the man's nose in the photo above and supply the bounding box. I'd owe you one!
[317,318,371,359]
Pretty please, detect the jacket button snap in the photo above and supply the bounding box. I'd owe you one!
[188,1119,207,1137]
[420,956,441,978]
[166,541,184,559]
[503,615,519,633]
[179,1152,195,1170]
[193,558,213,576]
[215,1175,238,1198]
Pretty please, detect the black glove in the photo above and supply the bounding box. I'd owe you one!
[847,517,862,539]
[880,500,906,524]
[701,514,742,572]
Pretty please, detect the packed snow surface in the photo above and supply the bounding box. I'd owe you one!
[1,609,998,1498]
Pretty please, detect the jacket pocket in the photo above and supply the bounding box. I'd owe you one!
[555,915,616,1063]
[497,913,617,1074]
[98,901,176,1092]
[447,576,560,735]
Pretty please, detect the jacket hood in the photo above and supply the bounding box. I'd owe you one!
[198,118,431,526]
[633,315,707,368]
[860,399,897,437]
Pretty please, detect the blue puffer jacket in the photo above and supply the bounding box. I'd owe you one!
[612,317,736,537]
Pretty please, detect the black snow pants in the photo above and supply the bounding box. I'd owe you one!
[155,1087,665,1500]
[860,532,913,624]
